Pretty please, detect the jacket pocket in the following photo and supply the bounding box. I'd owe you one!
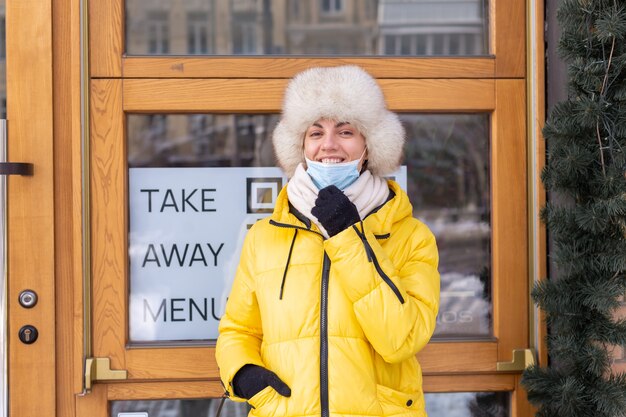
[248,385,280,417]
[377,384,424,416]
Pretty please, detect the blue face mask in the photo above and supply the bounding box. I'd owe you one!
[305,150,366,190]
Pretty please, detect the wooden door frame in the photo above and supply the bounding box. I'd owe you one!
[5,0,542,415]
[7,0,85,416]
[89,77,527,379]
[6,0,57,416]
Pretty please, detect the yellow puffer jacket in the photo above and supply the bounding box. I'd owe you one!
[216,181,439,417]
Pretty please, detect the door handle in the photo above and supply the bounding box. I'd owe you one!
[0,162,33,176]
[496,349,535,371]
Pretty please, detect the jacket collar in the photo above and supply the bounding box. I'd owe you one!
[271,181,413,237]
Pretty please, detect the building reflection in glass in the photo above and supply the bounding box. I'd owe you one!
[402,114,491,339]
[126,0,489,56]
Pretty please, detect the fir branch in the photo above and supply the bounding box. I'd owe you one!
[522,1,626,415]
[597,35,616,177]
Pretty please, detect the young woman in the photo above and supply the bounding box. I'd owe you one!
[216,65,440,417]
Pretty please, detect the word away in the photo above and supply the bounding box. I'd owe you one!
[142,243,224,267]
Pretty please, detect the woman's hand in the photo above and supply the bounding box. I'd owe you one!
[232,364,291,399]
[311,185,360,237]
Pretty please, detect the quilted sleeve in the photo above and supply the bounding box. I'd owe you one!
[324,221,440,363]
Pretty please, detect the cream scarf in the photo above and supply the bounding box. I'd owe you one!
[286,163,390,238]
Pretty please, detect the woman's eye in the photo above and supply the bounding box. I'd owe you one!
[340,130,353,136]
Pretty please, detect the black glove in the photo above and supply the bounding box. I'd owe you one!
[232,364,291,399]
[311,185,360,237]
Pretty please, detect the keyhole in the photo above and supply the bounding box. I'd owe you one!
[19,325,38,344]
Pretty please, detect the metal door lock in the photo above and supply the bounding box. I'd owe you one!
[18,325,38,344]
[18,289,38,308]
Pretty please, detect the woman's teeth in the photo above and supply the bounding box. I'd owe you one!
[321,158,343,164]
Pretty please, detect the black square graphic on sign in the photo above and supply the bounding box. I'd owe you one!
[246,177,283,214]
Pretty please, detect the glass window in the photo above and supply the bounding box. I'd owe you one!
[188,13,209,54]
[433,34,445,55]
[400,35,411,55]
[147,11,169,54]
[126,113,490,343]
[449,34,461,55]
[0,16,5,59]
[111,392,510,417]
[425,392,510,417]
[400,114,491,339]
[128,114,278,169]
[321,0,343,14]
[125,0,489,56]
[416,35,427,55]
[290,0,300,20]
[111,399,248,417]
[384,35,395,55]
[233,21,257,54]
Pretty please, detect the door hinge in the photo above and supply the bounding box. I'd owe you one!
[496,349,535,372]
[84,357,128,390]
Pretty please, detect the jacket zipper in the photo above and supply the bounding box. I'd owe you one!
[320,253,330,417]
[270,219,330,416]
[269,219,323,237]
[353,225,405,304]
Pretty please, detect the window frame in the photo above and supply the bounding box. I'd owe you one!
[90,77,527,381]
[89,0,525,78]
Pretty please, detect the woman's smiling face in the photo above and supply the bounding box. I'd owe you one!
[303,119,367,169]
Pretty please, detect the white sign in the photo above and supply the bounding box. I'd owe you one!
[128,167,407,342]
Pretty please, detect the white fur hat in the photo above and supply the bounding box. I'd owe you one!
[272,66,405,177]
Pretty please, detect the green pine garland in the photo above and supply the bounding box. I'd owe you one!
[521,0,626,416]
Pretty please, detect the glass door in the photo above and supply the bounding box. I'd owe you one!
[83,1,532,416]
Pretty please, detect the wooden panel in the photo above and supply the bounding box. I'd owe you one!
[123,79,286,112]
[7,0,56,416]
[89,0,122,77]
[424,374,516,392]
[53,0,84,413]
[119,342,496,380]
[103,377,519,400]
[419,342,498,374]
[383,80,494,111]
[513,374,534,417]
[122,57,496,79]
[108,380,224,400]
[123,79,495,112]
[105,376,515,400]
[494,0,526,77]
[126,347,219,379]
[107,376,514,399]
[91,79,127,369]
[492,80,528,362]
